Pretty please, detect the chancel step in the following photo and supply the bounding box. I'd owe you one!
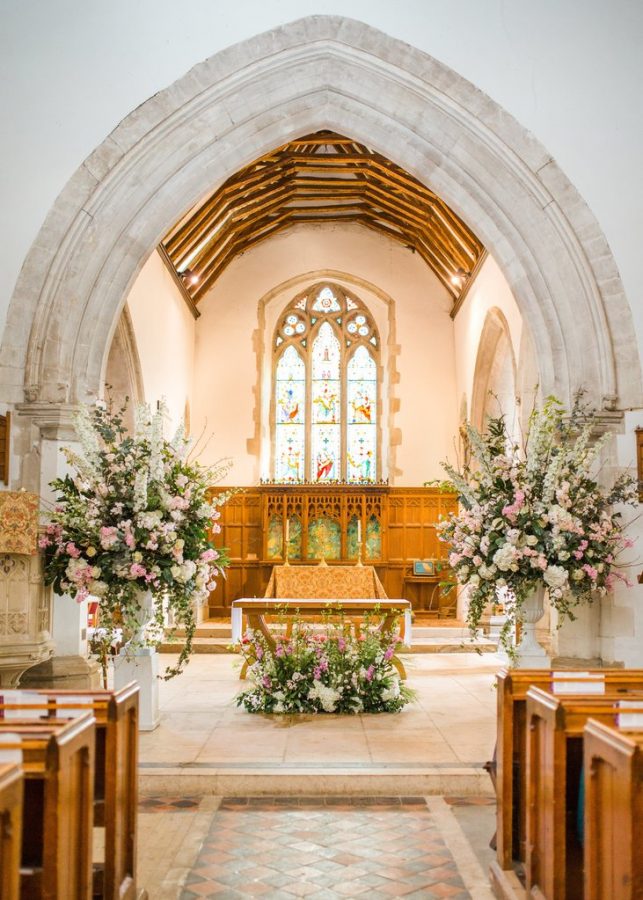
[159,621,498,654]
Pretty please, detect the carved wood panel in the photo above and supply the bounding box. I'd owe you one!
[207,486,457,616]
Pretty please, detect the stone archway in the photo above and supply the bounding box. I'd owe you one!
[470,308,518,434]
[2,16,640,475]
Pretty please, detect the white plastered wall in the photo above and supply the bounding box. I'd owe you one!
[125,250,195,434]
[191,223,459,486]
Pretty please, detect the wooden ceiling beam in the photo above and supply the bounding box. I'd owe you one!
[162,131,485,307]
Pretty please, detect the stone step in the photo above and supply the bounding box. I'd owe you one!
[138,763,494,797]
[159,635,498,654]
[172,622,476,641]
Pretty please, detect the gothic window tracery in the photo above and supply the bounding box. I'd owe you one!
[272,284,380,482]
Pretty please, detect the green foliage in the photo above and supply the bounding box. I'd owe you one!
[41,399,230,679]
[236,607,415,714]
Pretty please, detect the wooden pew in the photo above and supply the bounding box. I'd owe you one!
[493,668,643,872]
[0,685,142,900]
[524,687,643,900]
[0,763,22,900]
[584,719,643,900]
[0,715,95,899]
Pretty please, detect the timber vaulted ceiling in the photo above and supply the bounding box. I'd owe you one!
[160,131,486,309]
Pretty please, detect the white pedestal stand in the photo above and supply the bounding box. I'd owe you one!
[516,584,550,668]
[114,648,160,731]
[113,590,160,731]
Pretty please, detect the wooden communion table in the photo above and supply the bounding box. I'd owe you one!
[231,564,412,679]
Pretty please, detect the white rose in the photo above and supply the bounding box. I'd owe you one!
[493,544,519,572]
[526,535,538,546]
[544,565,569,590]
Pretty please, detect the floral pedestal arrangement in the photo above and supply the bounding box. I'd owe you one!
[236,613,415,715]
[438,395,637,661]
[41,400,230,698]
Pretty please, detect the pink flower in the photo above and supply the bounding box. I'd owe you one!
[75,587,89,604]
[365,665,375,682]
[66,542,81,558]
[583,564,598,581]
[200,548,218,562]
[38,535,51,549]
[129,563,147,578]
[124,531,135,549]
[337,637,346,652]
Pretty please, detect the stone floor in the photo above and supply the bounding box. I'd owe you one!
[136,652,502,896]
[139,653,501,781]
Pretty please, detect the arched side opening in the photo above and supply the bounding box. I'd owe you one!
[470,308,518,435]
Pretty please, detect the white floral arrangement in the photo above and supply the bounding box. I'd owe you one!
[236,609,415,714]
[437,395,637,652]
[41,400,230,678]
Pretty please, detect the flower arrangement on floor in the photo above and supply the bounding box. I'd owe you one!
[236,610,415,714]
[41,399,230,679]
[437,394,637,654]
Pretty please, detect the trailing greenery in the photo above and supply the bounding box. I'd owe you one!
[437,394,637,654]
[41,399,230,679]
[236,607,415,714]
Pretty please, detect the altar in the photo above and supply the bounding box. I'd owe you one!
[231,564,412,649]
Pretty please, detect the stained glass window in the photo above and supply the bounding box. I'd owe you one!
[274,346,305,482]
[347,346,377,482]
[272,284,380,482]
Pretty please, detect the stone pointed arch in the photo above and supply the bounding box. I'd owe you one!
[1,15,640,422]
[470,308,518,433]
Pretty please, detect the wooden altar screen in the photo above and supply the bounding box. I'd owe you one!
[207,485,457,617]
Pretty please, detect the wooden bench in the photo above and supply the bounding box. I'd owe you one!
[583,719,643,900]
[0,763,22,900]
[493,668,643,872]
[524,688,643,900]
[0,715,95,899]
[0,685,142,900]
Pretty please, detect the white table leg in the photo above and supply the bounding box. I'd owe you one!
[403,610,412,648]
[231,607,242,643]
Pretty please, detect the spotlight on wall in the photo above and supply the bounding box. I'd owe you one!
[450,267,469,287]
[179,268,200,286]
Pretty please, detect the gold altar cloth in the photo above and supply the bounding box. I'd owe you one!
[0,491,39,555]
[264,564,387,600]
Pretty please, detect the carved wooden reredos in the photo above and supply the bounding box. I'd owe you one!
[207,484,457,615]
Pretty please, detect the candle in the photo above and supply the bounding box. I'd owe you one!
[357,520,362,544]
[285,518,290,547]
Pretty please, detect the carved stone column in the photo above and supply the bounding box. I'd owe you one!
[0,553,54,686]
[11,402,100,687]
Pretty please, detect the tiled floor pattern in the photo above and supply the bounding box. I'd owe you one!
[181,797,474,899]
